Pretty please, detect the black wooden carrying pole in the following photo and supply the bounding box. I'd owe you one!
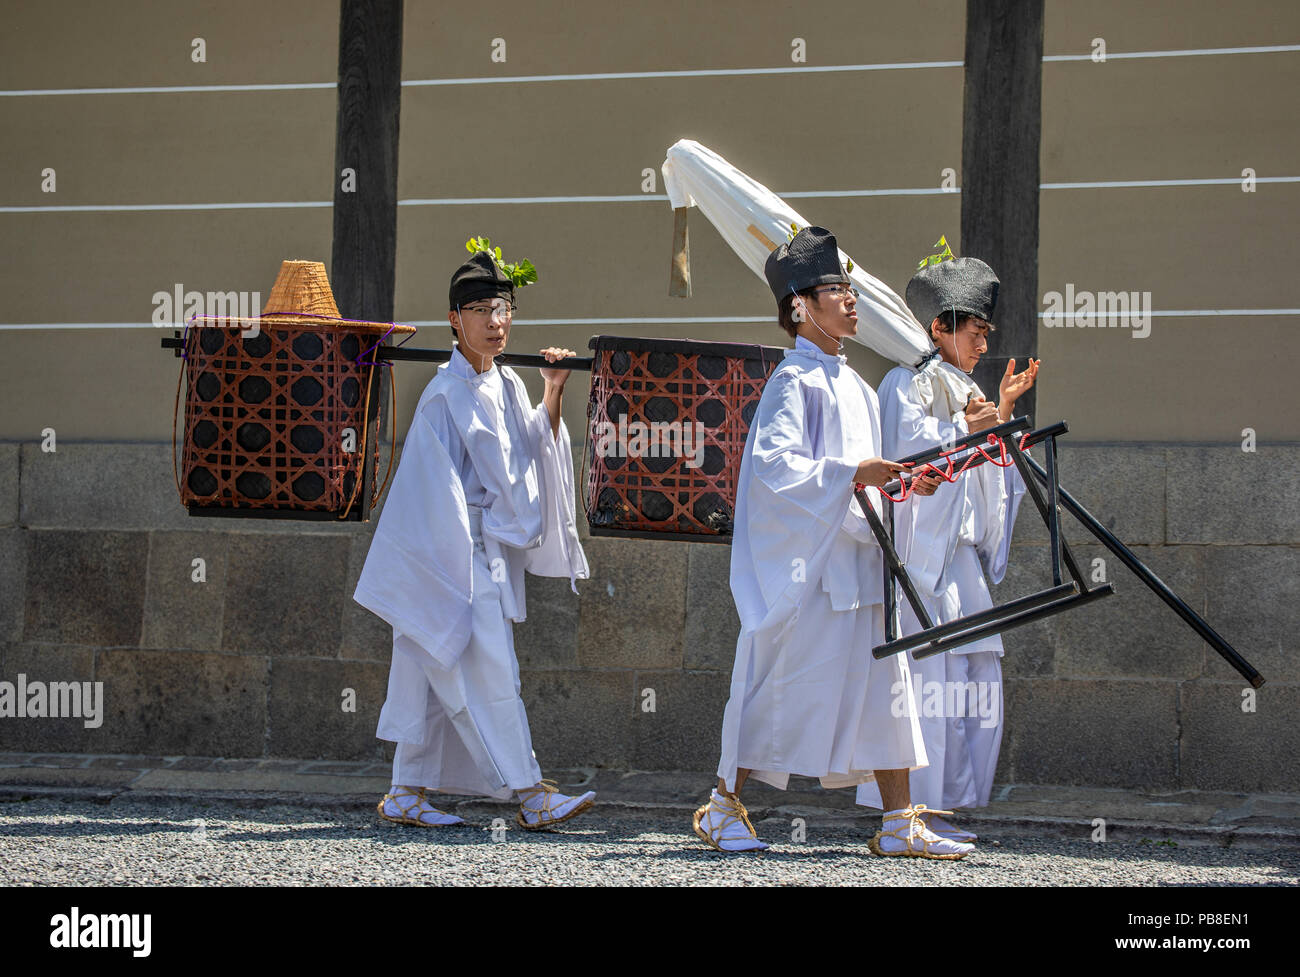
[377,346,593,371]
[1019,453,1266,689]
[160,336,594,373]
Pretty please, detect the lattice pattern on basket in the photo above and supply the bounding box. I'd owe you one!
[180,324,378,511]
[584,340,779,536]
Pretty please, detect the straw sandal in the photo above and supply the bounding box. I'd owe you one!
[868,805,973,860]
[376,786,465,827]
[515,780,596,830]
[692,791,768,853]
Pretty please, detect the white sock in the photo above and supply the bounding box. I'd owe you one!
[517,783,595,824]
[698,789,768,852]
[878,808,972,856]
[383,785,464,826]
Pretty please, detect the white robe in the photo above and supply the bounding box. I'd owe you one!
[353,347,589,799]
[857,361,1025,811]
[718,336,928,793]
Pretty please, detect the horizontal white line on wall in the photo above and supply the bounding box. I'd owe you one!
[3,44,1294,97]
[0,201,332,213]
[1044,176,1299,189]
[1043,44,1300,62]
[5,175,1296,213]
[5,310,1299,331]
[0,82,338,96]
[397,188,964,205]
[400,61,965,86]
[0,61,961,97]
[399,194,667,205]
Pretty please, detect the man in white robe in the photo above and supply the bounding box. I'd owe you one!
[856,255,1039,845]
[354,249,594,830]
[692,227,974,859]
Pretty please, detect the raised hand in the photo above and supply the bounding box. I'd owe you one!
[998,358,1040,420]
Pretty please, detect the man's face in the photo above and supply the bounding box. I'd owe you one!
[806,282,858,339]
[449,295,514,359]
[935,317,990,371]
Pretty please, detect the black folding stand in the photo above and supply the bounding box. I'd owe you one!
[854,416,1265,688]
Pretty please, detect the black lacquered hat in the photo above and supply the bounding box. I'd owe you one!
[763,226,850,302]
[905,256,1000,328]
[449,251,515,310]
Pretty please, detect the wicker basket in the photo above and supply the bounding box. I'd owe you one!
[173,260,416,518]
[583,335,785,542]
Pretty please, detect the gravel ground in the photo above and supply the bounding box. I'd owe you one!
[2,796,1298,886]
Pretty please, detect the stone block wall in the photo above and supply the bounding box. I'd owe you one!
[1,439,1295,793]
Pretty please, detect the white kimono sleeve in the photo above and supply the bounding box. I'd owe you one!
[735,369,861,630]
[881,369,968,597]
[972,448,1026,585]
[519,404,589,589]
[352,400,475,669]
[837,375,887,548]
[751,371,860,522]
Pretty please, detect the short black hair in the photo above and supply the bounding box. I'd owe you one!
[776,287,820,339]
[930,309,996,335]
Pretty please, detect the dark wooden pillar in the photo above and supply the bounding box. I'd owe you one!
[331,0,403,514]
[961,0,1044,420]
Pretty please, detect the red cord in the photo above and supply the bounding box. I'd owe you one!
[866,431,1032,504]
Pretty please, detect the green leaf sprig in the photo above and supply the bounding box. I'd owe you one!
[784,221,853,271]
[465,236,539,288]
[917,234,955,270]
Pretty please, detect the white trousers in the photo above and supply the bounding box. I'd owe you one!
[385,527,541,801]
[719,586,928,792]
[857,540,1006,811]
[856,645,1004,811]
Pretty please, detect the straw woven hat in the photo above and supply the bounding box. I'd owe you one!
[191,259,417,334]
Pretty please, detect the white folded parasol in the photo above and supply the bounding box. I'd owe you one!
[661,138,937,369]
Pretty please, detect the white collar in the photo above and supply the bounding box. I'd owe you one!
[794,334,846,365]
[937,357,971,377]
[449,345,499,386]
